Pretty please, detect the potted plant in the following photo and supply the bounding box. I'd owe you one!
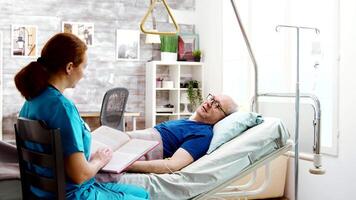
[192,50,202,62]
[160,35,178,61]
[186,80,203,111]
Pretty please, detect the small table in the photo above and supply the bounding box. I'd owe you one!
[80,111,140,131]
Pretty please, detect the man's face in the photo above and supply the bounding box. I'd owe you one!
[195,94,229,124]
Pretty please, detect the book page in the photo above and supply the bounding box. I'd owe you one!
[91,126,130,151]
[101,139,159,173]
[90,140,108,156]
[102,151,138,173]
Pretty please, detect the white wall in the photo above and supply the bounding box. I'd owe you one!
[195,0,223,95]
[284,1,356,199]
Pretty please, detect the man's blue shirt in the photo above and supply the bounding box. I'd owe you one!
[154,119,213,160]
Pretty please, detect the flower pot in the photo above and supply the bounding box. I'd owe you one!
[161,52,177,61]
[194,57,201,62]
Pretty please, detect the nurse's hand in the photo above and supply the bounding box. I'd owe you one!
[91,147,113,167]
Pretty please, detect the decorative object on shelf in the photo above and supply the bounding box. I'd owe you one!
[116,29,140,61]
[162,80,174,88]
[156,77,163,88]
[143,2,161,61]
[180,92,190,113]
[146,29,160,61]
[187,80,202,111]
[145,29,161,44]
[178,33,199,61]
[62,21,94,46]
[156,104,174,113]
[192,49,202,62]
[11,25,37,57]
[160,35,178,61]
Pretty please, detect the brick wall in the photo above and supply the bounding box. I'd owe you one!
[0,0,195,140]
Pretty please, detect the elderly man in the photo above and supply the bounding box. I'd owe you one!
[126,94,238,174]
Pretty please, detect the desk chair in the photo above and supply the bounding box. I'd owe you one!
[15,117,65,200]
[100,87,129,131]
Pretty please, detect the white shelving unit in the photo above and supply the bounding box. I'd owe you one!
[145,61,204,128]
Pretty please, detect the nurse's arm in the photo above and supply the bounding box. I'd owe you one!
[64,147,112,184]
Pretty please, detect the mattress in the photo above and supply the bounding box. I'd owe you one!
[117,117,290,200]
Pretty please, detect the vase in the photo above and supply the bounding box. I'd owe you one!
[194,57,201,62]
[161,52,177,61]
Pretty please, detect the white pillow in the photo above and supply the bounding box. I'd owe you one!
[207,111,264,154]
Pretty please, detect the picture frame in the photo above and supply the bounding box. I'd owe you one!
[11,25,38,57]
[178,33,199,61]
[62,21,94,46]
[116,29,140,61]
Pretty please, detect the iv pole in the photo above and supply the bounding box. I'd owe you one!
[275,25,320,200]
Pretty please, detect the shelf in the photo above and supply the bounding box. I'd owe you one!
[156,88,180,91]
[150,61,203,66]
[155,113,180,116]
[146,61,204,128]
[179,88,202,91]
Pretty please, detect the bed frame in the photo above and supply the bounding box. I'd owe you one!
[193,140,293,199]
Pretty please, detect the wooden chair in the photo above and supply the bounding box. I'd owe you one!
[100,87,129,131]
[14,117,65,200]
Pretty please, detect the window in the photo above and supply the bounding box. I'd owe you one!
[222,0,339,155]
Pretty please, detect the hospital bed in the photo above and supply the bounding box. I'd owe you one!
[114,117,292,200]
[0,117,291,200]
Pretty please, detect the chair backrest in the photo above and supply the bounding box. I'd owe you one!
[100,87,129,130]
[14,117,65,200]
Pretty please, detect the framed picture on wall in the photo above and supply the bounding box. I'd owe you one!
[116,29,140,61]
[11,25,38,57]
[178,33,199,61]
[62,21,94,46]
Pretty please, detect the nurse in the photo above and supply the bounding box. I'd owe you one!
[14,33,149,200]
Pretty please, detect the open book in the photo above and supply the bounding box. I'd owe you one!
[91,126,159,173]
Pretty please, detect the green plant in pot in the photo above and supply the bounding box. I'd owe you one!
[160,35,178,61]
[187,80,203,111]
[192,50,201,62]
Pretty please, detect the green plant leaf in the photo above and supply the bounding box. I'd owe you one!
[160,35,178,53]
[186,80,202,110]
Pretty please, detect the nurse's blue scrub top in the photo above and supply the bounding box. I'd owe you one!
[19,86,149,200]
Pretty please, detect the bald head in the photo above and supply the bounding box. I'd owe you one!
[191,94,238,124]
[219,95,238,116]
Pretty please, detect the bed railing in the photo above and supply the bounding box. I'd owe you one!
[230,0,259,112]
[253,92,325,175]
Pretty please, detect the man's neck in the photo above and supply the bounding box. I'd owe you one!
[189,113,203,122]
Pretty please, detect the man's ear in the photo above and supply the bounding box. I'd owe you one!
[65,62,74,75]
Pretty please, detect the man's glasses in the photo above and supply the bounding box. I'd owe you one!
[206,94,227,116]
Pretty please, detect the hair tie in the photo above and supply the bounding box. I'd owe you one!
[36,57,49,72]
[37,57,45,65]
